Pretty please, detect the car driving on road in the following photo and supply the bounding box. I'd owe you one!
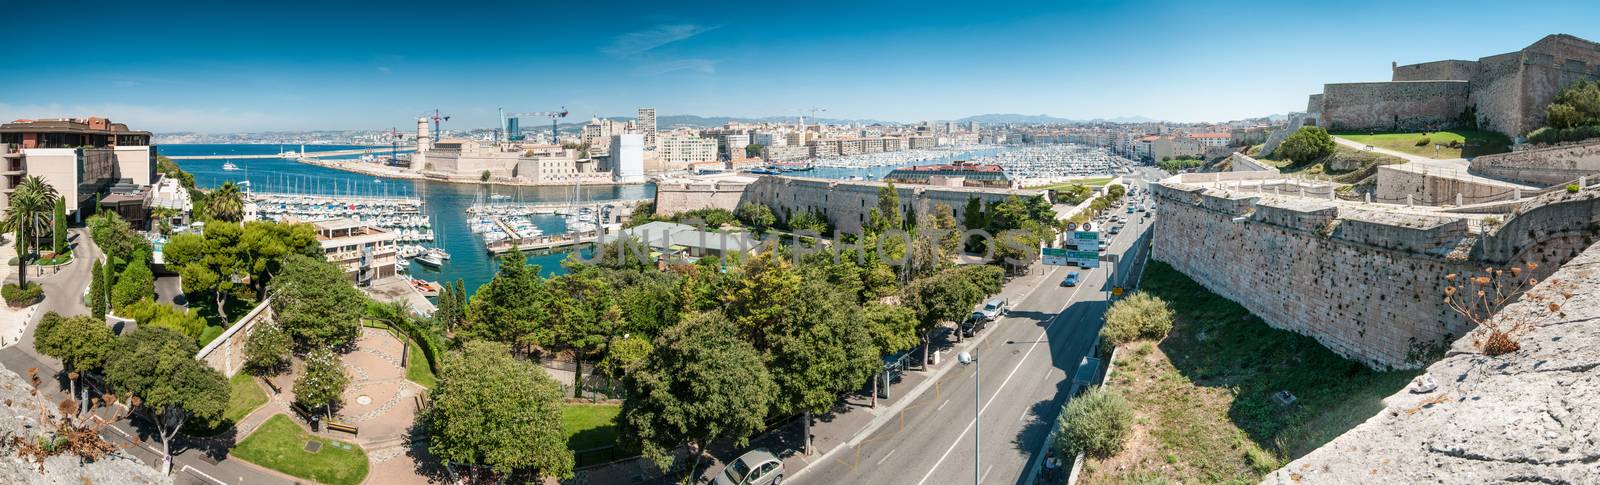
[1062,272,1080,287]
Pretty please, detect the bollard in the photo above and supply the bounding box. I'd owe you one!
[1456,193,1463,206]
[1299,186,1306,198]
[1514,188,1522,201]
[1328,186,1335,200]
[1582,176,1589,188]
[1365,192,1372,203]
[1407,194,1414,207]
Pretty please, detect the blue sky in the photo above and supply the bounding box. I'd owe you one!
[5,0,1598,132]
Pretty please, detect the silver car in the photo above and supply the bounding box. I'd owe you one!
[714,448,784,485]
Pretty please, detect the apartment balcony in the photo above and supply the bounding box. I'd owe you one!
[1,144,20,159]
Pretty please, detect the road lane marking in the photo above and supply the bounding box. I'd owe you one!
[914,282,1087,485]
[876,448,897,466]
[936,399,949,411]
[980,464,994,484]
[181,465,228,485]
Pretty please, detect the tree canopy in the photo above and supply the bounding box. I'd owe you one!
[425,340,573,479]
[1277,126,1336,165]
[268,254,365,350]
[103,327,229,466]
[461,253,550,351]
[34,312,116,373]
[111,253,155,310]
[619,311,774,472]
[293,347,349,415]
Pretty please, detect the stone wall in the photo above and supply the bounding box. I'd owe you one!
[197,299,273,378]
[1152,178,1600,368]
[741,176,1042,234]
[1318,81,1470,132]
[653,177,754,215]
[1267,241,1600,484]
[1470,52,1529,137]
[1374,164,1523,205]
[1227,152,1278,173]
[1391,59,1478,82]
[1470,139,1600,186]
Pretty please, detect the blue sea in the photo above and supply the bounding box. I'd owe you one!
[159,144,647,295]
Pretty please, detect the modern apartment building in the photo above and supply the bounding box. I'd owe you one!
[637,108,657,149]
[658,134,719,169]
[310,218,399,287]
[0,117,155,218]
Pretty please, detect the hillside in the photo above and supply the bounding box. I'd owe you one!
[0,365,169,484]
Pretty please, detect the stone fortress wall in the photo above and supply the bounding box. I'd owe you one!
[653,175,756,214]
[741,176,1040,234]
[1151,174,1600,368]
[1319,81,1470,133]
[1309,34,1600,137]
[1470,138,1600,186]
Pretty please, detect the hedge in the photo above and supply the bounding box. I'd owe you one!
[2,282,42,307]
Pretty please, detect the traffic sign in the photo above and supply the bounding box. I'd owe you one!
[1042,247,1069,266]
[1067,250,1099,268]
[1112,287,1124,297]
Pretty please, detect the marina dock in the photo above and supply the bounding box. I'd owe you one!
[484,229,603,254]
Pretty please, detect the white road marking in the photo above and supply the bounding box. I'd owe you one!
[936,399,949,411]
[181,465,228,485]
[876,448,897,466]
[914,282,1087,485]
[980,464,994,484]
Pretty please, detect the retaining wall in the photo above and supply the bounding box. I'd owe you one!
[1374,164,1523,205]
[197,299,273,378]
[1319,81,1470,133]
[1469,139,1600,186]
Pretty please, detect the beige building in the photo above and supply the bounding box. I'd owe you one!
[311,218,399,287]
[419,140,611,184]
[658,134,719,170]
[0,117,154,218]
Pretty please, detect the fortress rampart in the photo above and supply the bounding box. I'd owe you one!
[1319,81,1469,133]
[1152,175,1600,368]
[1470,139,1600,186]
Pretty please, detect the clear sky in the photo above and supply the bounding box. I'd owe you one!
[5,0,1598,132]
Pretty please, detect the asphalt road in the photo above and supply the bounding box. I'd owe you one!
[794,166,1163,485]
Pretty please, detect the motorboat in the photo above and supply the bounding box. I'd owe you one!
[427,247,451,260]
[415,252,444,268]
[222,162,240,171]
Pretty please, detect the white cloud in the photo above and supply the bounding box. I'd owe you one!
[604,24,717,58]
[0,102,296,133]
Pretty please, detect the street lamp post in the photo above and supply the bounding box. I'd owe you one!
[959,351,979,485]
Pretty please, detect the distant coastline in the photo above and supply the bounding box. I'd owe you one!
[297,158,651,188]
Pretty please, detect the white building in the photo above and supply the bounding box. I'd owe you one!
[658,134,719,170]
[637,108,657,149]
[721,133,750,160]
[610,134,646,184]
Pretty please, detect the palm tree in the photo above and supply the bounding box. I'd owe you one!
[1,176,60,286]
[205,181,244,223]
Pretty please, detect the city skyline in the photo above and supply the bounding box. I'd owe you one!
[5,0,1598,132]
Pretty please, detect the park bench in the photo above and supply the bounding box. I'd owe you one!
[326,421,359,436]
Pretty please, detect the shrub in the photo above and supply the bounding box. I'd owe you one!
[1414,137,1431,147]
[111,254,155,310]
[121,299,208,343]
[1526,125,1600,145]
[2,282,42,307]
[1099,292,1175,346]
[1567,184,1581,193]
[1054,386,1133,458]
[1277,127,1336,165]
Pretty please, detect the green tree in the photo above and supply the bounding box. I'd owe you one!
[34,312,116,374]
[243,321,293,375]
[0,175,59,287]
[547,265,619,396]
[786,207,830,235]
[294,347,349,418]
[87,211,153,265]
[735,202,777,234]
[269,254,364,350]
[164,223,244,320]
[756,277,878,453]
[867,183,904,235]
[1099,292,1175,346]
[89,259,109,320]
[462,252,550,352]
[961,197,988,253]
[111,253,155,310]
[425,340,573,480]
[620,311,775,480]
[51,196,66,255]
[480,170,492,182]
[104,327,229,474]
[900,270,984,364]
[239,221,321,298]
[121,299,208,343]
[1277,126,1336,165]
[1107,184,1126,199]
[1054,386,1133,458]
[745,143,765,158]
[157,155,196,189]
[204,181,245,223]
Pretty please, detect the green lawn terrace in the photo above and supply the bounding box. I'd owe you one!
[1333,129,1511,159]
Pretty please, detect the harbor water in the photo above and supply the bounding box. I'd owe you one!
[162,144,643,295]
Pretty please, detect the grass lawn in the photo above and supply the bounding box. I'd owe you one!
[563,403,621,451]
[1334,129,1511,159]
[183,373,268,437]
[232,414,370,485]
[1028,177,1117,190]
[1080,261,1417,484]
[405,338,437,389]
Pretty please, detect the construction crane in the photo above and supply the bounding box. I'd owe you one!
[384,127,406,164]
[503,108,570,145]
[421,109,451,141]
[804,106,826,127]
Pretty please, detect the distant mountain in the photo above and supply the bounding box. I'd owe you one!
[956,113,1161,124]
[575,114,899,128]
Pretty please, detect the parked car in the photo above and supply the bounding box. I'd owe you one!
[1062,272,1080,287]
[975,297,1010,321]
[714,449,785,485]
[961,313,988,337]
